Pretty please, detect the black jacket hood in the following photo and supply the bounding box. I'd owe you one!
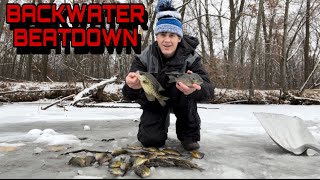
[179,35,199,54]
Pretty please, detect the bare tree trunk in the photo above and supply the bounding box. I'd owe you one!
[217,0,227,62]
[64,54,69,82]
[42,54,49,81]
[262,7,268,89]
[249,0,264,101]
[18,55,25,79]
[194,0,206,61]
[0,0,8,37]
[11,49,17,79]
[304,0,310,81]
[281,0,290,94]
[105,54,111,78]
[90,55,95,78]
[2,45,9,77]
[227,0,245,88]
[26,54,33,81]
[37,0,51,82]
[142,0,155,50]
[103,55,107,78]
[239,18,249,66]
[227,1,237,86]
[180,0,187,22]
[257,45,263,88]
[204,0,214,59]
[25,0,37,81]
[97,56,101,78]
[262,6,275,89]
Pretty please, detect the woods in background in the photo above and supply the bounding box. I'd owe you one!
[0,0,319,94]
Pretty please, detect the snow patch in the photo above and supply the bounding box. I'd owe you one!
[0,143,25,147]
[73,175,103,179]
[33,129,81,146]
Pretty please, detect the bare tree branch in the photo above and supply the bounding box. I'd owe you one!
[287,39,304,62]
[183,13,229,24]
[176,0,192,10]
[62,63,98,80]
[41,94,75,110]
[299,58,320,94]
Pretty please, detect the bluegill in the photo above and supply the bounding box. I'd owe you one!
[168,72,203,88]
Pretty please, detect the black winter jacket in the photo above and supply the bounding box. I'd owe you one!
[122,35,214,108]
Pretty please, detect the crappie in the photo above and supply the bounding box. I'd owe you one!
[134,165,151,178]
[126,146,144,150]
[111,149,128,156]
[145,158,175,168]
[68,156,96,167]
[168,72,204,88]
[132,157,149,167]
[109,160,123,168]
[161,149,182,156]
[171,158,205,172]
[109,168,125,176]
[143,147,159,152]
[68,156,86,167]
[136,71,169,106]
[190,150,205,159]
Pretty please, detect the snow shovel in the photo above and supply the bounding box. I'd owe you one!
[254,112,320,156]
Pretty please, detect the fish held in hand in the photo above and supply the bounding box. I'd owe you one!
[136,71,169,106]
[168,72,204,88]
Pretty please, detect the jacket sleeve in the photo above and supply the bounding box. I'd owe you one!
[122,55,147,101]
[187,56,215,102]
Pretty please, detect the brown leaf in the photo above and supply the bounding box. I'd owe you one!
[0,146,17,152]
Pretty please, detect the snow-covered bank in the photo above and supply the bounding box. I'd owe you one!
[1,81,319,104]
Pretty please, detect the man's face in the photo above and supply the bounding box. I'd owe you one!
[156,32,181,58]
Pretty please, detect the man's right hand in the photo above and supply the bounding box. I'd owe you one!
[125,72,142,89]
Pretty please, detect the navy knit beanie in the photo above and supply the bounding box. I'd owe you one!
[155,0,183,37]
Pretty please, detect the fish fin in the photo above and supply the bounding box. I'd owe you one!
[159,85,165,91]
[163,96,170,101]
[145,94,155,101]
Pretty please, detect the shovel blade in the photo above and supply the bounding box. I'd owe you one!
[254,112,320,155]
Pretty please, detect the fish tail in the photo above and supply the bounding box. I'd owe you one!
[158,96,170,106]
[197,167,205,172]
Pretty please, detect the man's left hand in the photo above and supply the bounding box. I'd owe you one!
[176,82,201,95]
[176,70,201,95]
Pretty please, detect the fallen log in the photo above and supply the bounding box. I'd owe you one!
[0,89,77,96]
[69,76,117,106]
[0,88,79,102]
[286,92,320,105]
[70,96,92,106]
